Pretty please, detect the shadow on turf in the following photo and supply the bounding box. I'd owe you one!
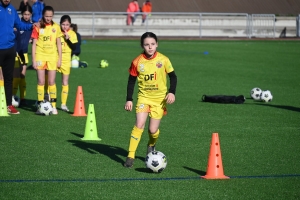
[68,132,144,166]
[18,99,37,112]
[183,166,206,176]
[253,103,300,112]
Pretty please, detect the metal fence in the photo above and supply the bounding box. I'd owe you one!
[53,12,278,38]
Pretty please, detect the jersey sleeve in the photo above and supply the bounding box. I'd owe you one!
[69,31,78,43]
[165,57,174,73]
[128,61,138,76]
[31,27,39,39]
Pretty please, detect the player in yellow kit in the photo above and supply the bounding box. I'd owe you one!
[124,32,177,168]
[57,15,78,112]
[31,6,62,115]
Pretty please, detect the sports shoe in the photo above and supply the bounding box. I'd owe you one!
[61,104,69,112]
[44,93,50,101]
[147,145,156,155]
[124,157,134,168]
[7,105,20,114]
[80,61,88,68]
[52,108,58,115]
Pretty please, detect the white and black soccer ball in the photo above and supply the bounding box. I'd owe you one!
[145,151,167,173]
[250,87,262,100]
[260,90,273,102]
[12,95,20,107]
[38,101,53,116]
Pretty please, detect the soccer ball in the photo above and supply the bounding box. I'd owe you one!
[38,101,53,116]
[100,60,109,68]
[260,90,273,102]
[250,87,262,100]
[145,151,167,173]
[12,95,20,107]
[71,59,79,68]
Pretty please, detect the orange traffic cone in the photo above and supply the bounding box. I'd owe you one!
[72,86,87,116]
[201,133,229,179]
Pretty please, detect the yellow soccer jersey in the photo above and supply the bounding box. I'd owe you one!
[31,23,63,61]
[129,51,174,100]
[61,30,78,61]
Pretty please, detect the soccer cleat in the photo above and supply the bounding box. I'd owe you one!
[124,157,134,168]
[147,145,156,155]
[52,108,58,115]
[7,105,20,114]
[61,104,69,112]
[80,61,88,68]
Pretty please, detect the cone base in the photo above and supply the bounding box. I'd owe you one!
[0,114,10,117]
[201,175,230,179]
[81,137,101,141]
[72,114,87,117]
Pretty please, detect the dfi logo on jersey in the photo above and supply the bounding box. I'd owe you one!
[43,36,52,41]
[144,72,157,81]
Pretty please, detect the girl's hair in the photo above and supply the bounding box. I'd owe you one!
[21,5,32,14]
[60,15,71,24]
[70,23,78,32]
[140,32,157,47]
[40,6,54,28]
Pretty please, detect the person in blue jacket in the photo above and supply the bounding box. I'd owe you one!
[0,0,34,114]
[13,4,33,106]
[30,0,43,23]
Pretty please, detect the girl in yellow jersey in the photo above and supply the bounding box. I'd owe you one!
[57,15,78,112]
[124,32,177,168]
[31,6,62,115]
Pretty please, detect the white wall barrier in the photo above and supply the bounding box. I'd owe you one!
[52,12,296,38]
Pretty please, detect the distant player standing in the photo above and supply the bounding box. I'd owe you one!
[12,5,33,106]
[31,6,62,114]
[57,15,78,112]
[124,32,177,168]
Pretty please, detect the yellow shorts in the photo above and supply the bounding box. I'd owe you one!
[35,60,57,71]
[136,98,167,119]
[57,59,71,75]
[14,54,28,68]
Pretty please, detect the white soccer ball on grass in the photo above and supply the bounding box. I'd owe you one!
[38,101,53,116]
[260,90,273,102]
[250,87,262,100]
[145,151,167,173]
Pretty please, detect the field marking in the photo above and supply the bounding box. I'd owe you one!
[1,174,300,183]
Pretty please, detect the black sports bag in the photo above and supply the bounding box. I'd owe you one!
[202,95,245,104]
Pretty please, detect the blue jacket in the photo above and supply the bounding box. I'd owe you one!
[31,1,44,23]
[72,32,82,56]
[15,18,33,54]
[0,2,33,50]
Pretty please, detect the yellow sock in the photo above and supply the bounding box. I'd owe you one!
[61,85,69,105]
[128,126,144,159]
[13,78,20,95]
[37,85,44,101]
[49,84,57,108]
[0,80,3,87]
[44,74,49,94]
[19,78,26,99]
[148,129,160,147]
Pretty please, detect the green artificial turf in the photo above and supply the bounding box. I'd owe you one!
[0,40,299,199]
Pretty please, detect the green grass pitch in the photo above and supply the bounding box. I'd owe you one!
[0,39,299,199]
